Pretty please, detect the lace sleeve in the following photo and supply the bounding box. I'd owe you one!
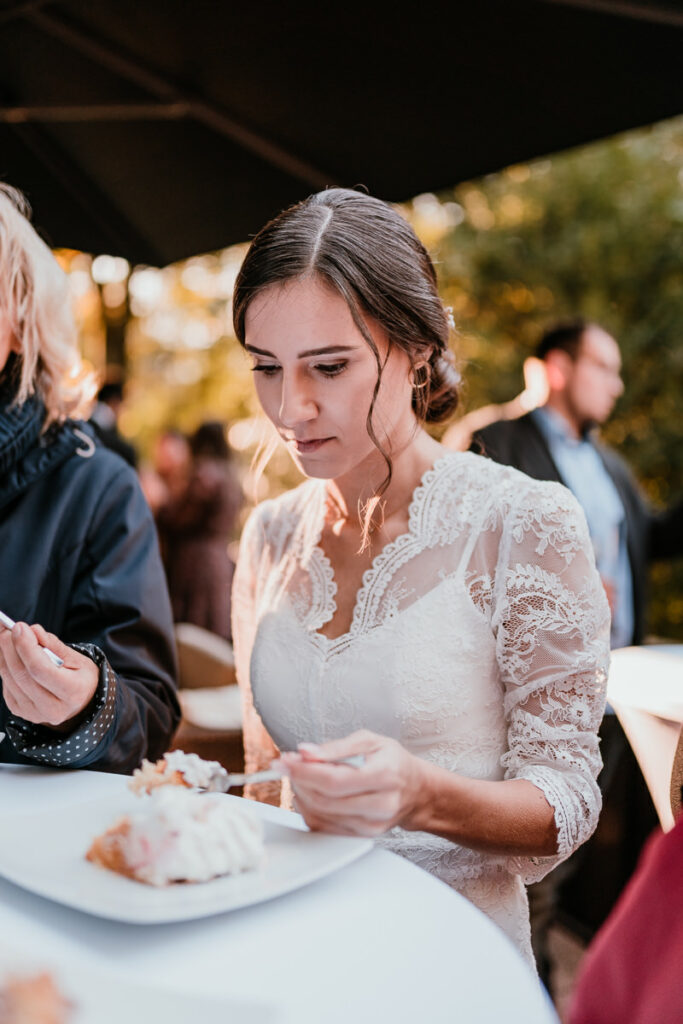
[491,480,610,883]
[232,507,282,806]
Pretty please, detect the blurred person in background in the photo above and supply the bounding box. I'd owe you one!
[156,421,243,641]
[151,428,191,502]
[471,317,683,987]
[0,183,179,772]
[89,378,138,469]
[140,427,192,514]
[472,318,683,649]
[442,354,549,453]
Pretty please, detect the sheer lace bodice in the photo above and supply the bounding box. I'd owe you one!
[232,452,610,964]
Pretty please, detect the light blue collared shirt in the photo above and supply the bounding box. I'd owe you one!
[532,407,633,649]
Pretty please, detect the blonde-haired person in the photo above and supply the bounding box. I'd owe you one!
[231,188,610,971]
[0,185,94,423]
[0,184,179,772]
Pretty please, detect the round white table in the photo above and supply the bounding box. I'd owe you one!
[607,644,683,829]
[607,645,683,722]
[0,766,557,1024]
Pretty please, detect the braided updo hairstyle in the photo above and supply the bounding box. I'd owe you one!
[233,189,460,532]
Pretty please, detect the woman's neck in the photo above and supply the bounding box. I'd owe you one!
[324,429,443,537]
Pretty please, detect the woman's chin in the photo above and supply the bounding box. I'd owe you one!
[287,440,391,483]
[289,454,337,480]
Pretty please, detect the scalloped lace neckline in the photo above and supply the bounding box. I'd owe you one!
[308,451,458,645]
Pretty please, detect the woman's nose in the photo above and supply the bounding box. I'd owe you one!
[279,374,317,427]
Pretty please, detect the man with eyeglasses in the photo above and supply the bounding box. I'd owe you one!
[472,317,683,989]
[473,317,682,649]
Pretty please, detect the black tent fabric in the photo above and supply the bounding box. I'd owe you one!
[1,0,682,265]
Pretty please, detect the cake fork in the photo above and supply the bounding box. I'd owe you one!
[203,754,366,792]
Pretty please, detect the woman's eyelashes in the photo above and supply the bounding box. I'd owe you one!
[251,363,280,377]
[251,360,348,378]
[314,361,348,377]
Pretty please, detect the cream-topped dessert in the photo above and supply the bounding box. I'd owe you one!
[86,788,265,886]
[130,750,229,794]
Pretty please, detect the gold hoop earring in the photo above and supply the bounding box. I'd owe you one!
[411,364,429,390]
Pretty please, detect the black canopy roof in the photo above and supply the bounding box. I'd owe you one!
[1,0,682,265]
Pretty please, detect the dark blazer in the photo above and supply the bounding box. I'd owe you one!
[472,412,683,645]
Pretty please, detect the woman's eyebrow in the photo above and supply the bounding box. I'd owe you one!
[244,345,277,357]
[244,344,357,358]
[298,345,356,358]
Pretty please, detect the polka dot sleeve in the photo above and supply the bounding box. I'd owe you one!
[5,643,117,766]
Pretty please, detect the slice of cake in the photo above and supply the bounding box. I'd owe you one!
[130,750,229,794]
[86,788,264,886]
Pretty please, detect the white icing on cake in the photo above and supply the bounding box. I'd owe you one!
[161,750,229,791]
[121,788,265,886]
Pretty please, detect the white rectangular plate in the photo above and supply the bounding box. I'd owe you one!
[0,792,372,923]
[0,941,277,1023]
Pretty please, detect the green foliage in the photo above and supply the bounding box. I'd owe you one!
[410,116,683,638]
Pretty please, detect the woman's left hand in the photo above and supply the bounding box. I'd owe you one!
[278,730,427,837]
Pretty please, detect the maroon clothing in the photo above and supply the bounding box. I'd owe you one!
[157,457,242,640]
[569,814,683,1024]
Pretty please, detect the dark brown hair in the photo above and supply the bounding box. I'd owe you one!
[190,420,231,460]
[535,318,595,361]
[233,189,460,522]
[233,188,459,418]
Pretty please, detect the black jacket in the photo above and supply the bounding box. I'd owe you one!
[472,412,683,645]
[0,393,180,772]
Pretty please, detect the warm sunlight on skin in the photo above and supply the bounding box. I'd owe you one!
[244,277,420,489]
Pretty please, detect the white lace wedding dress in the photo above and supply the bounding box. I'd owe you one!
[232,452,610,966]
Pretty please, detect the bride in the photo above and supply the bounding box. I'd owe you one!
[230,188,609,967]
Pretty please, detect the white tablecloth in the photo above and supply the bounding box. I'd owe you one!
[607,645,683,720]
[607,644,683,829]
[0,766,557,1023]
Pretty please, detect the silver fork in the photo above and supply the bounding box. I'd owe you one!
[0,610,64,667]
[204,754,365,792]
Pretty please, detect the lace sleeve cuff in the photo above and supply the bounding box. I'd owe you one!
[6,643,117,766]
[507,764,602,883]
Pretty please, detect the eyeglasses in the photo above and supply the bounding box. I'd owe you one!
[575,351,622,379]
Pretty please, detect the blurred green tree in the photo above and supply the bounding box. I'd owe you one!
[411,115,683,639]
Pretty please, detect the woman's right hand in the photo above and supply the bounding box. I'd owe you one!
[0,622,99,729]
[278,730,428,838]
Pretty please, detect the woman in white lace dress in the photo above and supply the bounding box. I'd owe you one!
[231,189,610,967]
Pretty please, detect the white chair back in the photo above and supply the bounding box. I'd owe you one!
[174,622,236,690]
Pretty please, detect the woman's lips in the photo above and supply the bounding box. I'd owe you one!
[292,437,333,454]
